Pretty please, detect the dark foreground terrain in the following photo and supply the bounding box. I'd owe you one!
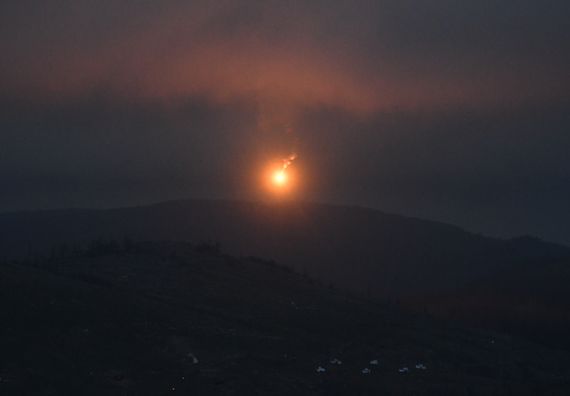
[2,241,570,395]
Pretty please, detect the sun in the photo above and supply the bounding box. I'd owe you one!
[263,161,297,196]
[272,170,288,186]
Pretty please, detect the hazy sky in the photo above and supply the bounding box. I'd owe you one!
[1,0,569,243]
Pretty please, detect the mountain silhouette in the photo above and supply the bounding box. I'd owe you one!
[1,199,568,299]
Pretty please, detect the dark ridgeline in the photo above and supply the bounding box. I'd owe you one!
[0,199,568,296]
[2,241,570,395]
[1,199,570,347]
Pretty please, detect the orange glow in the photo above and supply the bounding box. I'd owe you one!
[269,153,296,191]
[272,170,288,186]
[263,161,298,197]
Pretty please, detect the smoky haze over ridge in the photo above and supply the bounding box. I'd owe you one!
[2,0,568,108]
[1,0,569,244]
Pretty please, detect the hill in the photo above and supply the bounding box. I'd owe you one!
[2,241,570,395]
[1,199,568,299]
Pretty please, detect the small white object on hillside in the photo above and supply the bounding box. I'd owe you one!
[316,366,326,373]
[399,367,409,373]
[369,359,379,365]
[361,368,371,374]
[330,358,342,365]
[187,353,199,364]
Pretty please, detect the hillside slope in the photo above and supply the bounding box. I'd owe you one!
[2,242,570,395]
[1,199,568,298]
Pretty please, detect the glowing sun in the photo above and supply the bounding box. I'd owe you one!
[263,156,297,195]
[272,170,288,186]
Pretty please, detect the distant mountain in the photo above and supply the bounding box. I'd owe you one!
[2,242,570,395]
[1,199,568,299]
